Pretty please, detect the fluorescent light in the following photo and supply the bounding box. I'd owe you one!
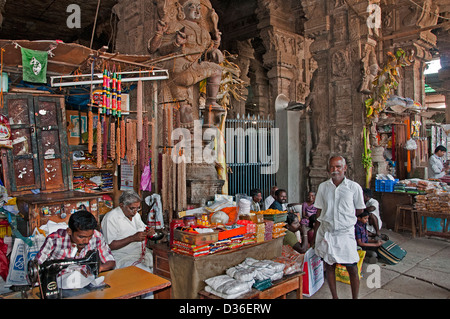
[424,59,441,75]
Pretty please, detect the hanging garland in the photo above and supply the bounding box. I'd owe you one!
[362,48,414,187]
[365,48,414,122]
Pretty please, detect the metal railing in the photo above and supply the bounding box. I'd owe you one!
[225,113,276,201]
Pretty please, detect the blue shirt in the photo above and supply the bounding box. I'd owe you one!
[355,220,368,244]
[269,200,284,211]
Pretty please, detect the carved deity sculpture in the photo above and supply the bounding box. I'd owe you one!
[148,0,224,128]
[359,45,379,94]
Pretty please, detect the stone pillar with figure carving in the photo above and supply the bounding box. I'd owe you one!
[301,0,381,190]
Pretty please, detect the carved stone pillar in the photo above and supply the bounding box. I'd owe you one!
[436,25,450,123]
[256,0,310,201]
[301,0,385,190]
[256,0,305,117]
[382,0,438,106]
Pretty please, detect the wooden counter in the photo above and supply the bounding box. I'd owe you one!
[167,237,283,299]
[71,266,171,299]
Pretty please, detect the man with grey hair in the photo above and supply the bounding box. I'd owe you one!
[312,156,365,299]
[101,190,155,272]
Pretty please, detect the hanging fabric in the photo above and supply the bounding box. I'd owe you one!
[20,47,48,83]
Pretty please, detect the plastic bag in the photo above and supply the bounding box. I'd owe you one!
[302,248,324,297]
[145,194,164,229]
[335,250,366,284]
[0,238,9,281]
[140,165,152,191]
[405,138,417,150]
[5,229,46,287]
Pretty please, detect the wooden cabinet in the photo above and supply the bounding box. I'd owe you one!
[149,243,172,299]
[0,94,70,196]
[16,191,103,236]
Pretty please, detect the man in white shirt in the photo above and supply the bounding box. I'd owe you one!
[263,185,278,210]
[428,145,448,179]
[101,190,155,272]
[312,156,365,299]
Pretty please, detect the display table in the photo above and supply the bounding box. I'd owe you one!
[198,271,304,299]
[415,210,450,239]
[168,237,283,299]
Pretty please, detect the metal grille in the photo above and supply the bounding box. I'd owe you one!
[225,113,277,200]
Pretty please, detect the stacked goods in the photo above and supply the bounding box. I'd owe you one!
[236,220,256,234]
[414,195,427,211]
[272,222,287,239]
[172,240,210,257]
[414,191,450,213]
[101,172,114,191]
[73,174,84,191]
[255,222,265,243]
[209,238,232,254]
[425,193,441,212]
[416,180,430,191]
[264,220,274,241]
[242,233,256,246]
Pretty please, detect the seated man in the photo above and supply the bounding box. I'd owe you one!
[269,189,288,211]
[264,185,278,210]
[250,188,262,212]
[362,188,381,235]
[35,210,115,272]
[101,190,155,272]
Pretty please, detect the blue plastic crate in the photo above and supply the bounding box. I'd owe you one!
[375,179,398,192]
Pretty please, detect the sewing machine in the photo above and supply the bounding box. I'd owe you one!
[27,250,100,299]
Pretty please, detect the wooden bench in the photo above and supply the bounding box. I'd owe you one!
[198,271,304,299]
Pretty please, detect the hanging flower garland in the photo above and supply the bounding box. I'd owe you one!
[362,48,414,187]
[365,48,414,122]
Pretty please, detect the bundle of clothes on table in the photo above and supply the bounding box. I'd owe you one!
[203,257,289,299]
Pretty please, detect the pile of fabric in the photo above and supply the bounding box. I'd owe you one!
[204,257,285,298]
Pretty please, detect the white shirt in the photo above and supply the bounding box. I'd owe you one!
[264,195,275,210]
[365,197,382,233]
[101,206,152,270]
[428,154,445,179]
[314,177,365,265]
[264,195,287,211]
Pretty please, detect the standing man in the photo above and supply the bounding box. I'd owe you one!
[428,145,448,179]
[101,190,155,272]
[312,156,365,299]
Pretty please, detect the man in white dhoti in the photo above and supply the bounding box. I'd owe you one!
[312,156,365,299]
[101,190,155,273]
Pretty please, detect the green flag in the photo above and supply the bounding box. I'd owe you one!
[21,47,48,83]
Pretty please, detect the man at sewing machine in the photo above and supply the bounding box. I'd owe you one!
[101,190,155,273]
[35,210,116,272]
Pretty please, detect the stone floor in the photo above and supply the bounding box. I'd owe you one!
[292,227,450,299]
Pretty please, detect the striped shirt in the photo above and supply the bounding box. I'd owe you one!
[35,228,115,265]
